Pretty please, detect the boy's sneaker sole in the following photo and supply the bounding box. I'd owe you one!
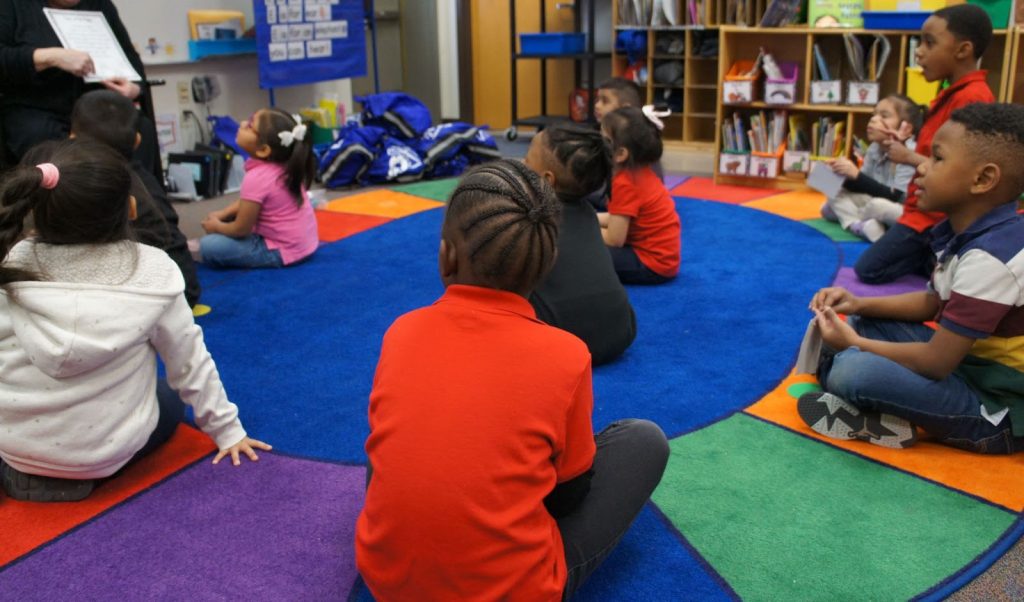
[797,392,917,449]
[1,462,95,502]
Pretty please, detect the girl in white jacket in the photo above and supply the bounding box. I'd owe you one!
[0,140,270,502]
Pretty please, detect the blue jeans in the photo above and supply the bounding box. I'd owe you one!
[819,317,1021,454]
[199,233,284,269]
[607,246,671,285]
[854,222,934,284]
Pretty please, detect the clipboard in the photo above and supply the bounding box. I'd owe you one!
[43,8,140,82]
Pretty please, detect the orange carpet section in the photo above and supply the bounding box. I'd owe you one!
[670,177,780,204]
[322,190,444,219]
[745,373,1024,512]
[743,190,827,221]
[315,210,392,243]
[0,425,216,566]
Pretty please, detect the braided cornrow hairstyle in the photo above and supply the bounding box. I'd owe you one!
[542,123,612,198]
[445,159,561,293]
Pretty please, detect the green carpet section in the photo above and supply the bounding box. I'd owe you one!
[393,178,458,203]
[654,414,1015,601]
[801,218,863,242]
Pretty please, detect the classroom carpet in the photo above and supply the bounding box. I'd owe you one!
[2,177,1021,600]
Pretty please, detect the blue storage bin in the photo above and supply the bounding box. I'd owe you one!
[188,39,257,61]
[519,33,586,56]
[861,11,931,30]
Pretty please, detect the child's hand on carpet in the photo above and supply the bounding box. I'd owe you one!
[213,437,273,466]
[814,307,859,351]
[809,287,861,315]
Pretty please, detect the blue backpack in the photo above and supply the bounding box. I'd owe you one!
[365,136,426,184]
[317,123,384,188]
[358,92,433,140]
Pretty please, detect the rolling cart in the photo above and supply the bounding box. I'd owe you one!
[506,0,608,141]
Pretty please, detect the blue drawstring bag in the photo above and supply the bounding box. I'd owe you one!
[462,127,501,164]
[208,115,247,158]
[415,122,500,171]
[426,154,470,180]
[317,124,385,188]
[359,92,433,139]
[615,31,647,63]
[365,136,425,184]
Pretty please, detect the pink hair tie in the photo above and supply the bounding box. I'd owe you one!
[36,163,59,190]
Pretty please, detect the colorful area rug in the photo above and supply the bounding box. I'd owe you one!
[2,176,1020,600]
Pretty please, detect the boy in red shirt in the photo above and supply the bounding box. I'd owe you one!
[854,4,995,284]
[356,160,669,601]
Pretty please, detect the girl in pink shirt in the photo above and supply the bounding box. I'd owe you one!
[197,108,318,268]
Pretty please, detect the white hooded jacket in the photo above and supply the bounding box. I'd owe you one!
[0,240,246,479]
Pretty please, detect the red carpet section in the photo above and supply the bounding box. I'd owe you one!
[0,425,215,566]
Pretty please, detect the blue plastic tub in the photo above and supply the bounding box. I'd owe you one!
[519,33,586,56]
[861,11,931,30]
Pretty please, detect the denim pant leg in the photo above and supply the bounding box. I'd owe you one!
[559,419,669,598]
[199,233,284,269]
[853,223,934,284]
[823,318,1018,454]
[607,246,671,285]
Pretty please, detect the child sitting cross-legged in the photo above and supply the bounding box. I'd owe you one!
[821,94,923,242]
[599,106,681,284]
[196,108,318,269]
[523,123,637,365]
[799,103,1024,454]
[355,160,669,600]
[0,140,269,502]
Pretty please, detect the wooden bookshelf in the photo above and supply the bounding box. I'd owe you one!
[1005,26,1024,103]
[612,0,731,149]
[714,26,1014,189]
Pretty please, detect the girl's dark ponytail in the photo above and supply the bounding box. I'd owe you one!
[258,109,316,206]
[283,134,315,206]
[0,167,45,285]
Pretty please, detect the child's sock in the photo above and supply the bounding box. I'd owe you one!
[859,219,886,243]
[187,238,202,263]
[820,202,838,222]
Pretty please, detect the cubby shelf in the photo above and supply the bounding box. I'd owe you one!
[714,26,1015,189]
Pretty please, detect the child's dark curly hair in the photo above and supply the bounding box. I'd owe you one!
[444,159,561,293]
[933,4,993,59]
[602,107,663,169]
[949,102,1024,195]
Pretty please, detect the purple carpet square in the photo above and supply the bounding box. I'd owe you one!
[0,454,366,600]
[663,174,690,190]
[832,266,928,297]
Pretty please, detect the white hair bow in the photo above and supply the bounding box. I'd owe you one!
[278,123,308,147]
[641,105,672,131]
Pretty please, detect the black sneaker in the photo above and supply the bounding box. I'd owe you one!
[797,392,917,449]
[1,462,95,502]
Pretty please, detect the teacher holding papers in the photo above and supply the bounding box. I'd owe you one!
[0,0,154,166]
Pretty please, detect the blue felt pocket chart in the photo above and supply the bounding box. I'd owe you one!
[254,0,367,89]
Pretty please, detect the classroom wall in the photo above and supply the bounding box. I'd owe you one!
[112,0,355,152]
[469,0,611,131]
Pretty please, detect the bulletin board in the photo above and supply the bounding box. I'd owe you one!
[253,0,367,89]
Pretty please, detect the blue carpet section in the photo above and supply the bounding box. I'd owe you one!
[196,198,839,462]
[839,240,869,267]
[591,198,837,437]
[574,504,734,601]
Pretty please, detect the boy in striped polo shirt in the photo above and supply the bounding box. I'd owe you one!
[797,103,1024,454]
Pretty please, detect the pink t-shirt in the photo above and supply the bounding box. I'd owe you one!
[240,158,318,265]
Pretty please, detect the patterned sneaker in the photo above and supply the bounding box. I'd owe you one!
[797,392,917,449]
[1,462,95,502]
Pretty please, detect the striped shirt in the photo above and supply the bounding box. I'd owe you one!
[930,202,1024,434]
